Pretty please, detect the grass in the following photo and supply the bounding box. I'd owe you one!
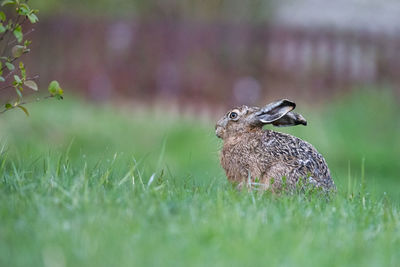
[0,90,399,266]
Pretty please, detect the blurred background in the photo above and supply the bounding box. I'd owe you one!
[24,0,400,105]
[1,0,400,199]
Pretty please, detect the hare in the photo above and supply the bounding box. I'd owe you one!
[215,99,335,192]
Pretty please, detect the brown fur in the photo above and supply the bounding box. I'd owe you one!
[216,103,335,192]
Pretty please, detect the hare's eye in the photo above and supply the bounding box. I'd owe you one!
[229,112,238,120]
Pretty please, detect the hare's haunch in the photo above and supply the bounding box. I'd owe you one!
[215,99,335,192]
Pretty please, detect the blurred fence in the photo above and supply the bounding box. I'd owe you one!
[27,17,400,106]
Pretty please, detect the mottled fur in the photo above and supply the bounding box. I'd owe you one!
[216,101,335,192]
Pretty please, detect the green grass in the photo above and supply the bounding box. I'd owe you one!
[0,90,399,266]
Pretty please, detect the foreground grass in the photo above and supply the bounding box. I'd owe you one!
[0,90,399,266]
[0,151,399,267]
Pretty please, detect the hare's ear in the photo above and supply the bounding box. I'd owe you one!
[272,111,307,127]
[255,99,296,124]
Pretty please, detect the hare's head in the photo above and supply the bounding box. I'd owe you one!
[215,99,307,139]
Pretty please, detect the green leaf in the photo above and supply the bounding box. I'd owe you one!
[13,25,23,43]
[5,62,14,70]
[11,45,25,58]
[5,103,12,109]
[19,61,25,78]
[15,87,22,98]
[19,3,29,10]
[1,0,15,7]
[17,105,29,116]
[24,80,38,91]
[27,13,38,24]
[0,76,5,82]
[48,80,61,94]
[48,80,64,99]
[18,6,29,16]
[0,11,6,22]
[14,74,21,83]
[0,23,5,33]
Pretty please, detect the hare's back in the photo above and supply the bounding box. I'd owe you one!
[260,130,333,188]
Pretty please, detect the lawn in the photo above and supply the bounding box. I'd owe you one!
[0,90,399,266]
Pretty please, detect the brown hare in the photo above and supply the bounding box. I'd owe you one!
[215,99,335,192]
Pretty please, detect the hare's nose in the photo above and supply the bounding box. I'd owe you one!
[215,126,223,138]
[215,127,222,138]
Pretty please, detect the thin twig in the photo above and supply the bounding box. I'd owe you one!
[0,94,53,114]
[0,16,27,56]
[0,74,39,91]
[7,28,35,46]
[4,68,15,80]
[0,47,31,74]
[0,29,9,43]
[0,29,12,57]
[1,56,21,73]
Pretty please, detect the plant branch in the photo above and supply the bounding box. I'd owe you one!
[0,29,9,43]
[0,15,27,56]
[0,74,39,91]
[0,57,18,73]
[0,1,63,116]
[0,94,53,114]
[8,28,35,46]
[4,68,15,80]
